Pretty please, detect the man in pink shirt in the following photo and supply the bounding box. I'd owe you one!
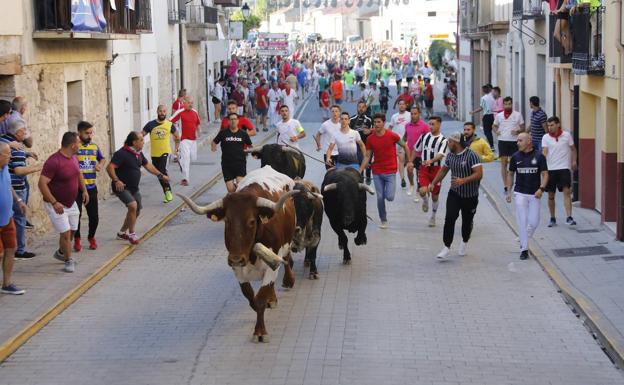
[405,106,430,199]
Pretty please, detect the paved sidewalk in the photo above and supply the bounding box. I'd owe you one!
[0,95,310,359]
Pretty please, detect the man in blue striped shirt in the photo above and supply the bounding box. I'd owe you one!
[0,119,41,259]
[529,96,548,152]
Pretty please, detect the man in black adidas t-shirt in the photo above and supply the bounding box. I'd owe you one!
[212,112,253,192]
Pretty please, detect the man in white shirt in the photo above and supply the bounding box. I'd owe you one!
[276,105,306,149]
[493,96,525,193]
[280,82,298,113]
[542,116,577,227]
[314,105,341,170]
[389,100,411,188]
[326,112,367,170]
[469,84,496,150]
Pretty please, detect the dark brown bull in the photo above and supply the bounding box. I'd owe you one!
[179,166,299,343]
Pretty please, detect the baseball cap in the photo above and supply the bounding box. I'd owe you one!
[447,132,463,143]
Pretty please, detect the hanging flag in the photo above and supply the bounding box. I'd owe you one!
[110,0,117,11]
[126,0,135,10]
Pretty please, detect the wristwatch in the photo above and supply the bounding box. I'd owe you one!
[539,187,546,192]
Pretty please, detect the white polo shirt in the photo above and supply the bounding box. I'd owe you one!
[541,130,574,170]
[494,111,524,142]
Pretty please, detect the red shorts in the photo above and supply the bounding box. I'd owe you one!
[418,165,442,195]
[0,218,17,254]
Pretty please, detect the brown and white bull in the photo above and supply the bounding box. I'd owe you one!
[179,166,299,343]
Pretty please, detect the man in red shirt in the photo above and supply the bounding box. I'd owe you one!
[38,132,89,273]
[255,81,269,132]
[424,79,434,118]
[393,86,414,110]
[360,113,409,228]
[172,89,186,113]
[221,100,256,136]
[170,97,200,186]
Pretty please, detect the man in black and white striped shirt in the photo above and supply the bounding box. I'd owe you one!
[429,132,483,260]
[409,116,448,227]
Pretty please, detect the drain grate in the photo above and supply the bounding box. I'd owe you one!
[576,228,601,233]
[603,255,624,262]
[553,245,611,257]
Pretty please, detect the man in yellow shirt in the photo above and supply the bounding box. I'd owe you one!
[463,122,495,163]
[142,105,180,203]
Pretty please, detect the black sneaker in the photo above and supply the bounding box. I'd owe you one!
[25,221,34,230]
[401,179,406,188]
[547,218,556,227]
[520,250,529,260]
[15,251,36,259]
[365,177,372,186]
[566,216,577,226]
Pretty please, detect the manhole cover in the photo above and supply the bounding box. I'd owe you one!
[553,245,611,257]
[191,161,216,166]
[576,228,601,233]
[603,255,624,262]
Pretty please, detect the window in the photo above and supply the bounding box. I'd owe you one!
[67,80,83,132]
[428,12,437,17]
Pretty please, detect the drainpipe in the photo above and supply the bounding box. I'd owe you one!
[616,0,624,240]
[519,20,526,118]
[572,84,579,202]
[105,52,119,157]
[205,44,210,122]
[179,22,185,89]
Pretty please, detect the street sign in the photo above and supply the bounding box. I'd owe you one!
[229,21,243,40]
[256,33,290,56]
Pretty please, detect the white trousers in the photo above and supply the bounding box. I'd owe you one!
[514,192,541,251]
[179,139,197,181]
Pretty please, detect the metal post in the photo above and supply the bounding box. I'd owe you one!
[573,84,579,202]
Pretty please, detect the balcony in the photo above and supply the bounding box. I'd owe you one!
[213,0,241,7]
[513,0,545,20]
[185,5,219,42]
[571,6,605,76]
[548,14,572,64]
[34,0,152,40]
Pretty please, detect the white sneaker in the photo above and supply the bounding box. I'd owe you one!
[436,247,450,260]
[422,198,429,213]
[407,186,414,196]
[428,216,436,227]
[64,259,75,273]
[458,241,467,256]
[413,197,420,203]
[379,221,389,229]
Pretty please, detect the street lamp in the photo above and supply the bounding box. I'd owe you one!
[241,3,251,20]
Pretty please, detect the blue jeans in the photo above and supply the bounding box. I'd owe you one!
[12,189,27,254]
[336,163,359,170]
[373,173,396,222]
[532,138,542,153]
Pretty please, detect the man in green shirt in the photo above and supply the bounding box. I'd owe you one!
[344,69,355,102]
[367,64,379,86]
[381,64,393,86]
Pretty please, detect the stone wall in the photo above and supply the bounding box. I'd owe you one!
[13,62,111,237]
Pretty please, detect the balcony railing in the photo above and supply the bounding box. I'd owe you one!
[571,6,605,76]
[513,0,545,20]
[185,5,219,42]
[548,14,572,64]
[34,0,152,37]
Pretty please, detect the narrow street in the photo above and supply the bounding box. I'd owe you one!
[0,95,621,385]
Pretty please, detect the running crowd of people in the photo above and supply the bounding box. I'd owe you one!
[0,44,577,295]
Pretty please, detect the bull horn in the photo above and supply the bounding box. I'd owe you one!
[323,183,337,192]
[255,189,300,214]
[244,145,264,154]
[358,183,375,195]
[177,194,223,215]
[307,192,324,200]
[253,243,285,271]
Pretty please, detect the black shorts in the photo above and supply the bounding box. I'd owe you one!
[212,96,221,104]
[557,11,569,20]
[222,162,246,182]
[546,169,572,192]
[424,100,433,108]
[498,141,518,157]
[406,77,414,83]
[355,75,363,83]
